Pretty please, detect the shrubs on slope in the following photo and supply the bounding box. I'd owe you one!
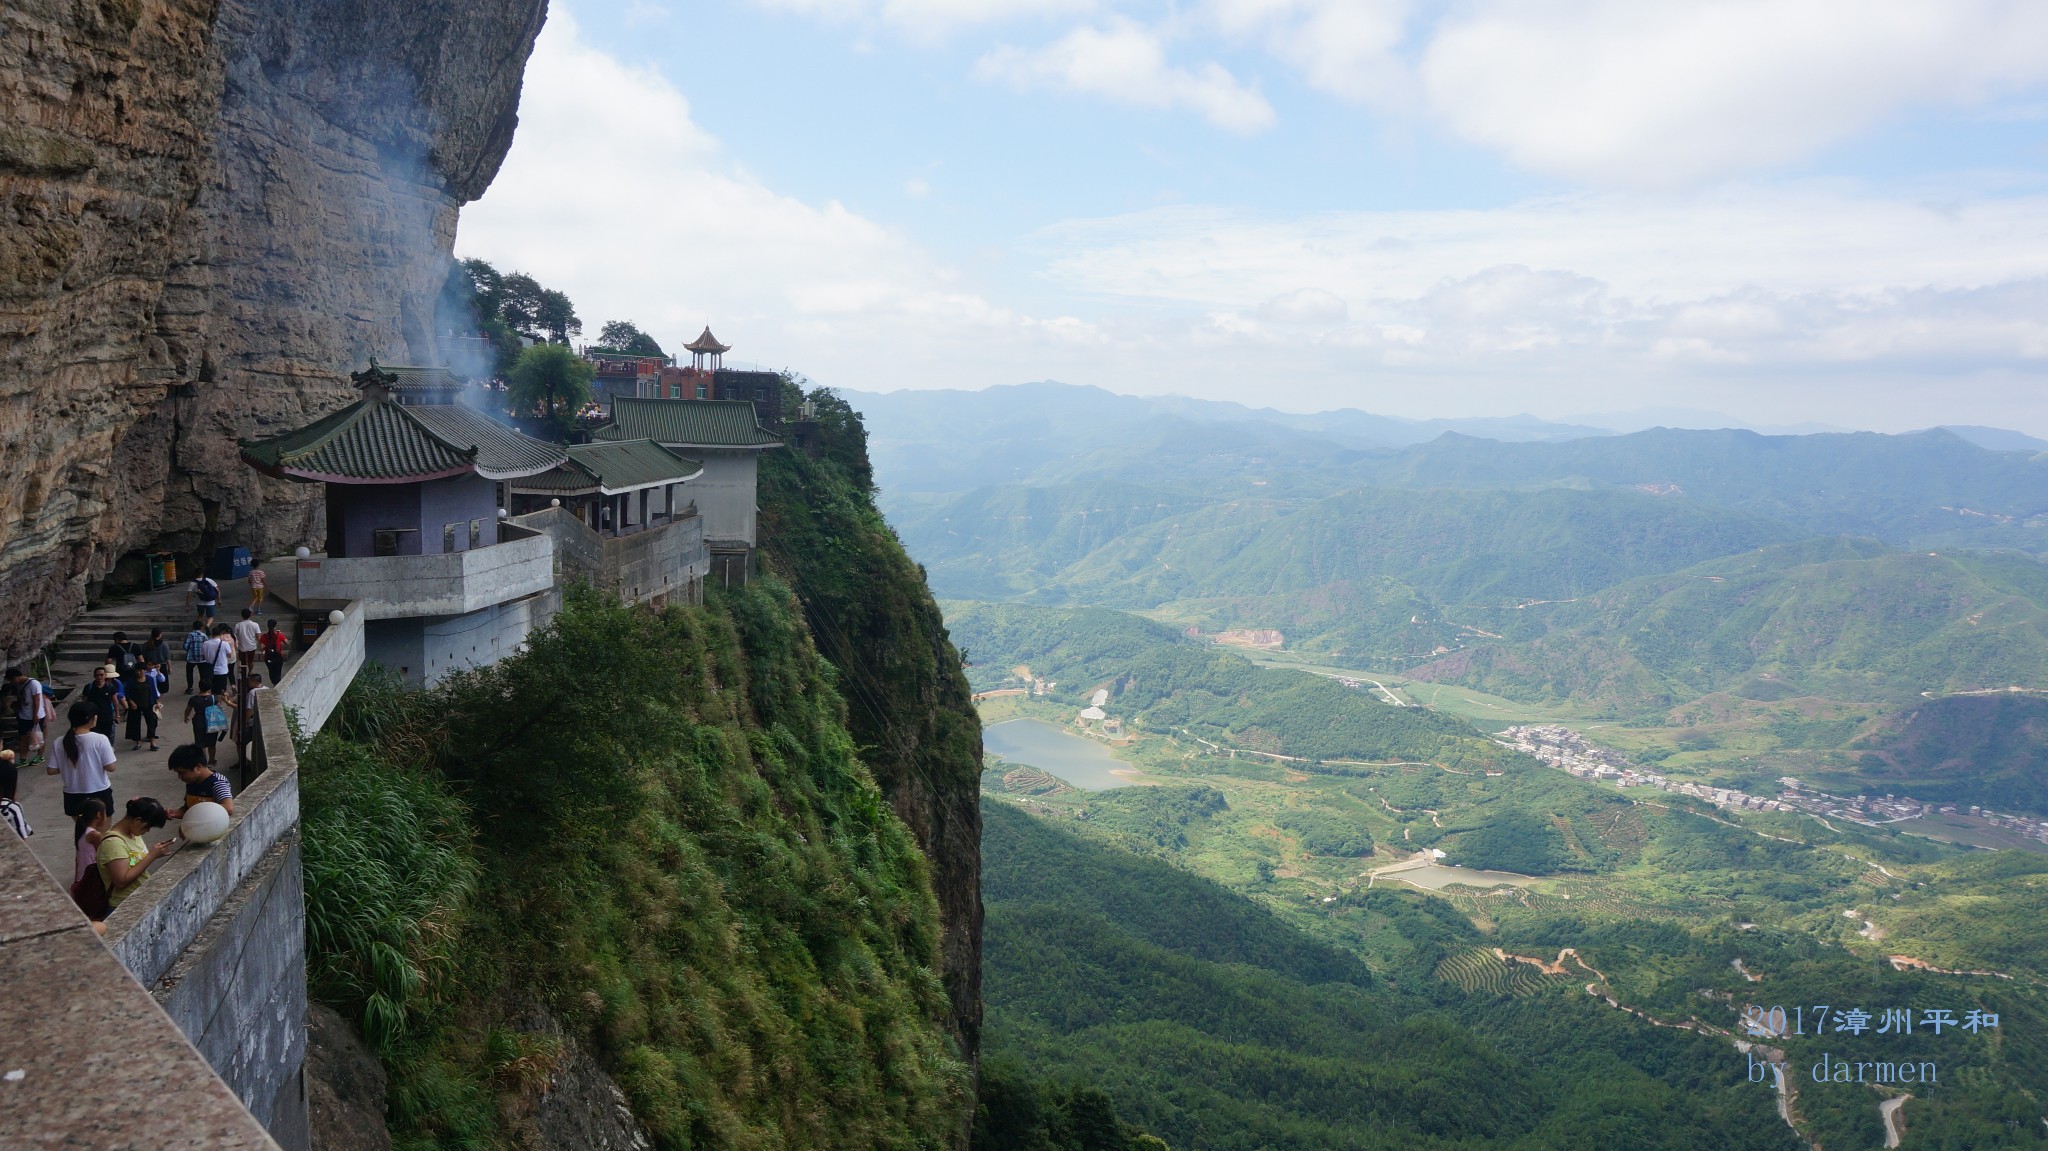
[302,584,966,1150]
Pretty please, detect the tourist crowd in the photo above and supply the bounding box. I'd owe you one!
[0,570,283,925]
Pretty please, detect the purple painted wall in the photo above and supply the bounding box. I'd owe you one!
[419,475,498,553]
[324,475,496,557]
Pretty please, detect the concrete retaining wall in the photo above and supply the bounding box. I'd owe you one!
[154,834,310,1146]
[511,506,706,607]
[611,516,706,605]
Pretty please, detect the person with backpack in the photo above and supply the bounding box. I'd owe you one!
[185,682,229,766]
[96,796,180,912]
[45,700,117,818]
[67,798,110,922]
[143,627,171,675]
[0,752,28,840]
[104,631,138,678]
[124,656,165,752]
[182,619,208,693]
[6,667,49,763]
[260,619,290,686]
[189,572,220,623]
[71,798,107,886]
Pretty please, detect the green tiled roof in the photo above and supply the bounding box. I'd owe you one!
[409,406,567,479]
[596,398,782,448]
[513,440,703,495]
[241,399,565,483]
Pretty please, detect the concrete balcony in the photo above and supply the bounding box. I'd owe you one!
[295,523,554,620]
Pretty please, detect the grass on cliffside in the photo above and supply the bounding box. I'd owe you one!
[303,583,968,1151]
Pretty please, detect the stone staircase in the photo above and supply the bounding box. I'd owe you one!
[37,574,259,701]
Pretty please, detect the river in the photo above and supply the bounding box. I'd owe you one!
[984,718,1136,791]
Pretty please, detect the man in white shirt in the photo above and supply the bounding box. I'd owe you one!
[202,626,236,691]
[232,608,262,684]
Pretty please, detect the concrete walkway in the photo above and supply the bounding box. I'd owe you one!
[11,569,302,883]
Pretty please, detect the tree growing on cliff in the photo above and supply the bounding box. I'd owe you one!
[436,258,524,380]
[596,320,665,358]
[499,273,582,345]
[506,344,594,440]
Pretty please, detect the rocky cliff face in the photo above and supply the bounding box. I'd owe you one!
[0,0,546,659]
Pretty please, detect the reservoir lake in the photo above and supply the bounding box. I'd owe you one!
[984,719,1135,791]
[1388,864,1539,890]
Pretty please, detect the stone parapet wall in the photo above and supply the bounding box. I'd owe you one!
[296,529,553,619]
[0,831,284,1150]
[276,598,365,736]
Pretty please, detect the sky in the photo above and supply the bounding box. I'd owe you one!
[458,0,2048,434]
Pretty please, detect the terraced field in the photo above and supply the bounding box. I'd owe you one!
[1434,948,1568,997]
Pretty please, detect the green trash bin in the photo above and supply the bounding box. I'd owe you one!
[147,552,176,591]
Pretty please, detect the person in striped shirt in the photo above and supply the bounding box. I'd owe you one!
[0,751,28,840]
[168,743,234,818]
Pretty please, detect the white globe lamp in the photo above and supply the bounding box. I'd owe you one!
[328,610,344,626]
[295,546,311,560]
[181,802,231,844]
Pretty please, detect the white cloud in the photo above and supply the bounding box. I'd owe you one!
[461,12,1094,389]
[753,0,1093,37]
[1208,0,1411,106]
[463,12,2048,432]
[1015,188,2048,426]
[1418,0,2048,187]
[976,20,1277,133]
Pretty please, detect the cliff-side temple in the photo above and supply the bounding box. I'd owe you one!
[5,356,787,1148]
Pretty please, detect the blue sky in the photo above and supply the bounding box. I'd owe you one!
[460,0,2048,433]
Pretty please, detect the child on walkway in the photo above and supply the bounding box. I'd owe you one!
[72,798,107,887]
[247,565,267,609]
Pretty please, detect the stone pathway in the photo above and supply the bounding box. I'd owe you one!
[11,568,301,883]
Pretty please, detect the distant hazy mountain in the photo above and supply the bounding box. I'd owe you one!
[1564,405,1854,435]
[839,382,1607,494]
[1937,425,2048,453]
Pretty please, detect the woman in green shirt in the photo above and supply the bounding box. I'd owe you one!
[98,797,180,909]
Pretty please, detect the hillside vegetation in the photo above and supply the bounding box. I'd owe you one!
[1408,541,2048,714]
[303,586,965,1150]
[983,801,1802,1151]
